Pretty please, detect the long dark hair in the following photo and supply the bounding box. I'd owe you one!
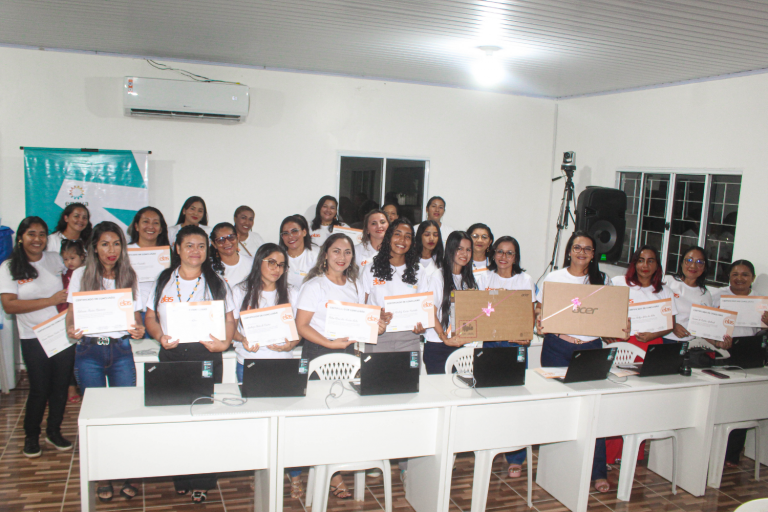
[488,236,525,274]
[563,231,606,285]
[311,195,344,231]
[467,223,494,261]
[238,243,291,311]
[81,222,138,299]
[279,215,313,253]
[440,231,476,331]
[371,219,420,285]
[128,206,170,246]
[175,196,208,226]
[209,222,237,275]
[8,217,48,281]
[625,245,663,293]
[53,203,92,243]
[673,246,709,292]
[414,220,443,269]
[152,225,226,320]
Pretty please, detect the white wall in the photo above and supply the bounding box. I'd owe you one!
[0,46,556,277]
[552,73,768,293]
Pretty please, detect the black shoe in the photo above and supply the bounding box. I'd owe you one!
[45,432,73,451]
[23,437,42,458]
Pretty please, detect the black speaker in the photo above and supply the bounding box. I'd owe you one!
[575,187,627,263]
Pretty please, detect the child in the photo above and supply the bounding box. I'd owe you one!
[59,239,85,403]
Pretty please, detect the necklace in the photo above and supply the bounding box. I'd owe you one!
[238,240,252,256]
[175,270,202,302]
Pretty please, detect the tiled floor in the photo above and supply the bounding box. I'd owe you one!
[2,377,767,512]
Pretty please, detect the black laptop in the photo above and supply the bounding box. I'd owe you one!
[457,346,526,387]
[618,342,688,377]
[351,352,420,396]
[721,335,766,369]
[240,359,308,398]
[559,347,616,384]
[144,361,215,406]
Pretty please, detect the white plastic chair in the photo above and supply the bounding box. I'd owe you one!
[617,430,678,501]
[688,336,730,358]
[734,498,768,512]
[446,347,533,509]
[708,421,761,488]
[607,342,646,365]
[305,353,391,512]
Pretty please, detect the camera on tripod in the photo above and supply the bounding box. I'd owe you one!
[561,151,576,177]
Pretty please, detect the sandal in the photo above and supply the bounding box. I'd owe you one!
[290,479,304,499]
[67,395,81,404]
[508,464,523,478]
[120,481,138,500]
[97,482,113,503]
[593,479,610,493]
[725,461,739,469]
[191,490,207,503]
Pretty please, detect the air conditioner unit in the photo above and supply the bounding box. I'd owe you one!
[123,77,249,122]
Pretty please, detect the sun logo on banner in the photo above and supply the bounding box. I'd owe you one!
[68,185,85,200]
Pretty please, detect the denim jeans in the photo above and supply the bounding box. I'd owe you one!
[74,336,136,391]
[423,342,458,374]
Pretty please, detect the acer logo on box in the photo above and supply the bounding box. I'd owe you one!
[572,307,599,314]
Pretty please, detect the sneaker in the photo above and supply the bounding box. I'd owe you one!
[45,432,73,451]
[23,437,42,458]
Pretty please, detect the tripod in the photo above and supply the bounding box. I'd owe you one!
[544,167,577,276]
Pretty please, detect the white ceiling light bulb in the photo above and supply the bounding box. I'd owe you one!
[473,45,504,86]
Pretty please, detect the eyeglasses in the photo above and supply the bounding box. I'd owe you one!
[571,245,594,254]
[280,228,301,237]
[214,234,237,244]
[495,250,516,258]
[471,234,490,241]
[684,257,705,267]
[263,259,286,270]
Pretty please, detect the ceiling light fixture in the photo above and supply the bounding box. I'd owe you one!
[473,45,504,86]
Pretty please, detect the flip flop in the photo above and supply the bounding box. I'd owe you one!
[594,479,610,493]
[508,464,523,478]
[97,483,113,503]
[192,490,207,503]
[120,482,138,500]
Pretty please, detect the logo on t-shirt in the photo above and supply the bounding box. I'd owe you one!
[17,279,33,285]
[372,278,386,286]
[311,233,320,238]
[160,295,175,303]
[673,293,680,298]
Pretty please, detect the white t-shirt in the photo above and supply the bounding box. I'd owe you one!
[238,232,265,258]
[0,252,65,338]
[663,278,713,341]
[128,242,160,312]
[168,224,212,245]
[477,271,537,303]
[472,258,489,280]
[362,263,426,308]
[310,223,348,247]
[417,269,472,343]
[537,267,611,342]
[711,286,761,338]
[287,248,318,291]
[232,284,298,364]
[67,266,142,338]
[146,269,235,338]
[46,232,79,254]
[296,275,365,338]
[355,242,379,268]
[222,254,254,288]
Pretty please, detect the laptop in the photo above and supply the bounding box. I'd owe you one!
[559,347,616,384]
[350,352,420,396]
[144,361,215,406]
[457,346,526,388]
[720,335,766,370]
[618,342,688,377]
[240,359,309,398]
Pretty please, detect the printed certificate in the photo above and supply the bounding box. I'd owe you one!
[628,299,674,335]
[384,292,435,333]
[32,311,73,358]
[332,226,363,245]
[72,289,135,335]
[128,246,171,282]
[688,304,737,341]
[166,301,226,344]
[719,295,768,328]
[239,304,299,349]
[324,301,381,344]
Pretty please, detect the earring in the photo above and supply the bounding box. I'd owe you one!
[323,259,328,271]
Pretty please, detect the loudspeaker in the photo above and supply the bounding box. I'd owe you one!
[575,187,627,262]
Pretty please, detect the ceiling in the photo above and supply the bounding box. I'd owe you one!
[3,0,768,98]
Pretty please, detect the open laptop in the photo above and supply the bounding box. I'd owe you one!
[457,346,526,388]
[240,359,308,398]
[720,335,766,370]
[558,347,616,384]
[144,361,215,406]
[618,342,688,377]
[350,352,420,396]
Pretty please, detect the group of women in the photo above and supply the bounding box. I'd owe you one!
[1,193,765,504]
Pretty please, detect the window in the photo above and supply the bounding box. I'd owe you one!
[616,170,742,286]
[338,156,429,228]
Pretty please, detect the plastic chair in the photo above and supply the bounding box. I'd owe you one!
[608,342,646,365]
[687,336,730,358]
[445,347,533,509]
[708,421,761,488]
[304,353,391,512]
[617,430,678,501]
[734,498,768,512]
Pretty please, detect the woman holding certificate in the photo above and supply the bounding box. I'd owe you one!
[144,225,236,504]
[0,217,71,459]
[233,205,265,257]
[65,221,144,503]
[310,195,347,246]
[127,207,171,324]
[419,231,477,374]
[167,196,211,244]
[209,222,254,287]
[355,209,389,268]
[414,220,443,277]
[46,202,92,253]
[279,215,318,291]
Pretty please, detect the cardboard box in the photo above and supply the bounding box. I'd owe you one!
[540,282,629,338]
[453,289,534,342]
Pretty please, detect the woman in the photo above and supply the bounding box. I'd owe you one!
[0,217,71,458]
[65,221,144,503]
[418,231,477,374]
[145,225,236,504]
[47,203,92,253]
[476,235,536,479]
[168,196,210,243]
[231,243,303,497]
[279,215,318,291]
[363,218,427,352]
[416,196,454,241]
[127,207,171,324]
[209,222,254,288]
[414,220,444,277]
[310,196,347,246]
[233,205,265,257]
[467,223,493,280]
[535,231,615,494]
[355,209,389,268]
[382,203,399,224]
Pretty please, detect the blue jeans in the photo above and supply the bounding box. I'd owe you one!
[74,336,136,391]
[424,342,458,374]
[541,334,607,481]
[484,342,528,465]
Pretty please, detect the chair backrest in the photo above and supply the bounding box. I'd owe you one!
[308,353,361,380]
[687,337,731,358]
[444,346,474,374]
[608,342,646,365]
[735,498,768,512]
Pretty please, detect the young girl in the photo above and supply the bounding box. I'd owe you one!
[414,220,443,277]
[467,223,493,280]
[233,205,265,257]
[310,195,347,246]
[279,215,318,291]
[355,209,389,268]
[59,239,86,404]
[168,196,211,243]
[47,203,92,253]
[209,222,254,288]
